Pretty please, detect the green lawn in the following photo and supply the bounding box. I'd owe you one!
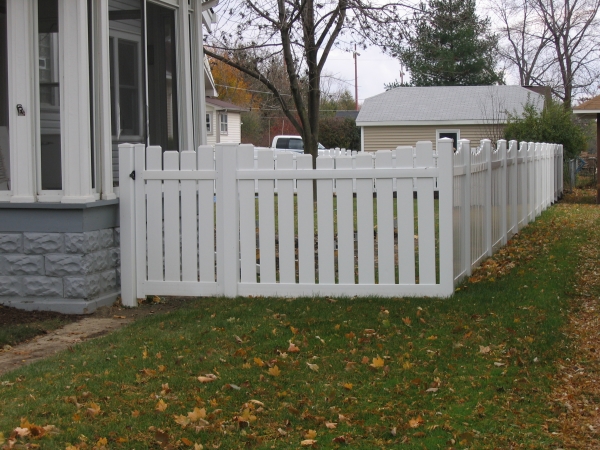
[0,195,593,449]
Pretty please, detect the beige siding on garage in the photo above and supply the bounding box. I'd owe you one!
[363,124,504,152]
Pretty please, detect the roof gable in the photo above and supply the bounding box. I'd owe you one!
[356,85,544,125]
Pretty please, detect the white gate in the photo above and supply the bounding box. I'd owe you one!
[119,140,456,306]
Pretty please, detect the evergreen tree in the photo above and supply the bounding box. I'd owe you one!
[392,0,503,86]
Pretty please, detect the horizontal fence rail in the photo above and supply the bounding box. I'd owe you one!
[119,138,562,305]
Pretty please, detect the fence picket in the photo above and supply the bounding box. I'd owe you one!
[146,146,163,281]
[335,155,355,284]
[238,145,257,283]
[317,156,335,284]
[163,151,181,282]
[180,151,197,282]
[257,150,276,283]
[375,150,395,284]
[296,155,315,284]
[416,141,436,284]
[356,153,375,284]
[197,145,215,282]
[277,152,296,284]
[396,146,416,284]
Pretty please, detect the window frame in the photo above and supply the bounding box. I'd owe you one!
[220,113,228,134]
[436,129,460,150]
[206,111,212,134]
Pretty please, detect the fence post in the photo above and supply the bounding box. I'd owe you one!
[134,144,146,300]
[509,141,518,235]
[215,144,239,297]
[460,140,471,276]
[483,139,492,257]
[118,143,137,307]
[437,138,454,295]
[498,140,507,246]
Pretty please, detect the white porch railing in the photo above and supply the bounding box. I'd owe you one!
[118,138,562,306]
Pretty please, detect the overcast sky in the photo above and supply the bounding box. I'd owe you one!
[322,46,402,104]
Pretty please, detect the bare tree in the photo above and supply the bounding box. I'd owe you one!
[493,0,600,106]
[490,0,553,86]
[204,0,411,160]
[531,0,600,107]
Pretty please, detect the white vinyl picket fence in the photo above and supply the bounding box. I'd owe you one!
[118,138,562,306]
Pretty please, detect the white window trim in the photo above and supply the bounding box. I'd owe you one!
[436,129,460,147]
[206,111,212,134]
[220,112,228,134]
[109,29,145,142]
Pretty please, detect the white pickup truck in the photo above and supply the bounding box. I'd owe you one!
[256,135,326,154]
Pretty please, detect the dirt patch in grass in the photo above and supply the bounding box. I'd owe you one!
[0,297,199,374]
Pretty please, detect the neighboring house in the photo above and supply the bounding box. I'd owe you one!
[335,110,359,120]
[0,0,217,314]
[356,85,545,151]
[205,97,248,145]
[573,94,600,157]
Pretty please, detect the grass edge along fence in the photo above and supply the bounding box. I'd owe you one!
[118,138,562,305]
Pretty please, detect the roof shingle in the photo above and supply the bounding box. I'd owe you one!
[356,85,544,124]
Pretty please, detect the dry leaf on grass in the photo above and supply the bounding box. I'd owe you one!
[155,399,168,412]
[197,374,217,383]
[268,365,281,376]
[370,356,385,368]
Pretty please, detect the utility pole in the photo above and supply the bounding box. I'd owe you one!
[353,44,360,110]
[399,65,405,85]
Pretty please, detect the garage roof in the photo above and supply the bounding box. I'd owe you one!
[356,85,544,126]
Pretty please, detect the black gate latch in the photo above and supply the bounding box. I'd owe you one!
[129,170,136,180]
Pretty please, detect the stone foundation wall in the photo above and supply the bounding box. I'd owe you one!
[0,228,120,313]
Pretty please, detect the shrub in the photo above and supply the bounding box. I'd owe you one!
[318,117,360,150]
[504,99,591,159]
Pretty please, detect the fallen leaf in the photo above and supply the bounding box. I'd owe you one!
[174,414,191,428]
[370,356,385,368]
[494,362,506,367]
[306,363,319,372]
[86,402,101,417]
[181,437,193,446]
[156,399,168,412]
[391,426,397,436]
[288,343,300,353]
[132,410,140,418]
[188,407,207,422]
[268,365,281,377]
[342,383,353,390]
[332,436,347,443]
[254,357,265,367]
[345,332,356,339]
[425,387,439,393]
[361,356,370,364]
[301,439,317,446]
[402,317,412,326]
[194,444,204,450]
[409,416,424,428]
[305,430,317,439]
[325,422,337,429]
[479,345,491,354]
[197,374,217,383]
[14,427,30,437]
[249,400,265,407]
[277,428,287,436]
[113,315,126,319]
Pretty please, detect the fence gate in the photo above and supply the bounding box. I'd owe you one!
[119,141,457,306]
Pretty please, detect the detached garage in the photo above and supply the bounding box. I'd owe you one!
[356,85,545,151]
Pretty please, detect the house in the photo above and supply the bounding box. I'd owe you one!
[573,94,600,203]
[356,85,545,151]
[0,0,218,314]
[205,97,248,145]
